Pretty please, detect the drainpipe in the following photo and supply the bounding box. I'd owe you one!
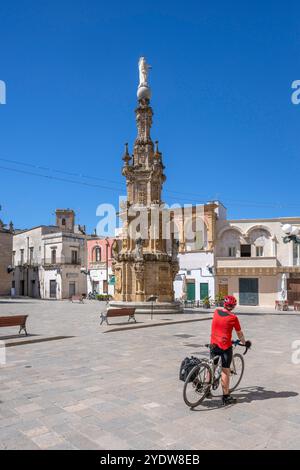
[105,237,109,294]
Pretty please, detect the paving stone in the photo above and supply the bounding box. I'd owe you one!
[1,298,300,449]
[22,426,49,437]
[31,431,66,449]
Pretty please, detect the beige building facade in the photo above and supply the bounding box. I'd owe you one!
[0,221,14,296]
[215,217,300,307]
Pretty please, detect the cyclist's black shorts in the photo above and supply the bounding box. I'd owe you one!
[210,345,233,368]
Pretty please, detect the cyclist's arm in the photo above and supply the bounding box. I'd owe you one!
[236,329,246,345]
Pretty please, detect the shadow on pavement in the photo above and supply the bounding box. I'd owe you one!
[190,386,298,412]
[233,386,298,403]
[101,321,144,327]
[0,333,39,341]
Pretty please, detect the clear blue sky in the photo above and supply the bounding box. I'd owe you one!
[1,0,299,233]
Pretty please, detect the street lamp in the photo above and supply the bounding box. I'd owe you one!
[282,224,300,244]
[80,268,90,275]
[147,295,158,320]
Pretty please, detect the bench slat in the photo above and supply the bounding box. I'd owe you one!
[107,308,135,317]
[0,315,28,335]
[100,308,136,325]
[0,315,28,326]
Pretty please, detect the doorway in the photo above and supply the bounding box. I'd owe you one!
[239,278,259,306]
[50,280,57,299]
[200,282,209,300]
[218,284,228,298]
[92,281,99,294]
[69,282,76,297]
[287,279,300,305]
[20,280,25,296]
[187,281,195,301]
[240,244,251,257]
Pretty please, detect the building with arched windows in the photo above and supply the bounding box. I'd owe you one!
[215,217,300,307]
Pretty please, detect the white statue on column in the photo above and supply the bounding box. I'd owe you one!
[138,57,151,87]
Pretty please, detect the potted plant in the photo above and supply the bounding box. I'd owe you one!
[96,294,112,301]
[215,293,224,307]
[202,296,211,309]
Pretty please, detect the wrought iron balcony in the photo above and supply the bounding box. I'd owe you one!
[42,257,81,266]
[16,261,39,267]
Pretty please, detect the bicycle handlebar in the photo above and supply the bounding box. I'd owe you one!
[204,341,251,355]
[232,339,251,354]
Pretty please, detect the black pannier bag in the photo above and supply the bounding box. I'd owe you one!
[179,356,201,382]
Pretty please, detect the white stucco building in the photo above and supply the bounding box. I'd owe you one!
[12,210,89,299]
[172,202,223,302]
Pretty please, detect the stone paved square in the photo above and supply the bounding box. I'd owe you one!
[0,298,300,449]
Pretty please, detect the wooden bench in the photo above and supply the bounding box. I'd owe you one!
[0,315,28,336]
[100,308,136,325]
[70,295,84,303]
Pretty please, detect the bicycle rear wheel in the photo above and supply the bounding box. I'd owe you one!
[229,353,244,392]
[183,362,211,408]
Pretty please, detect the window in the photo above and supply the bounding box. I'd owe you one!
[51,249,57,264]
[71,250,78,264]
[228,246,236,257]
[293,242,300,266]
[20,249,24,265]
[12,251,15,267]
[195,231,204,250]
[62,218,66,226]
[256,246,263,257]
[240,244,251,257]
[94,247,101,262]
[29,247,34,264]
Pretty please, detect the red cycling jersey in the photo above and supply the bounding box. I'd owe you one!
[210,308,241,350]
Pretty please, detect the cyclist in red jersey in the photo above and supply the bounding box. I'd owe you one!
[209,295,248,406]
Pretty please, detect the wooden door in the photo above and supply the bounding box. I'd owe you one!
[287,279,300,305]
[219,284,228,298]
[200,283,209,300]
[187,281,195,301]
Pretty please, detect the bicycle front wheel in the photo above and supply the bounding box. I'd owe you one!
[229,353,244,392]
[183,362,211,408]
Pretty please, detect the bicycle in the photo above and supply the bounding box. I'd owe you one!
[183,340,250,408]
[88,291,97,300]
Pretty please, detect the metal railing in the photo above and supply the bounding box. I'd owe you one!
[42,257,81,266]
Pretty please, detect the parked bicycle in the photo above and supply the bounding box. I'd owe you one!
[183,340,250,408]
[88,291,97,300]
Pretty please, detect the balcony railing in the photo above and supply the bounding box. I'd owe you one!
[42,257,81,266]
[89,261,107,269]
[216,257,278,268]
[16,261,39,267]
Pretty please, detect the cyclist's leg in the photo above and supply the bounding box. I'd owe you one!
[221,368,230,395]
[221,347,237,404]
[220,346,233,395]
